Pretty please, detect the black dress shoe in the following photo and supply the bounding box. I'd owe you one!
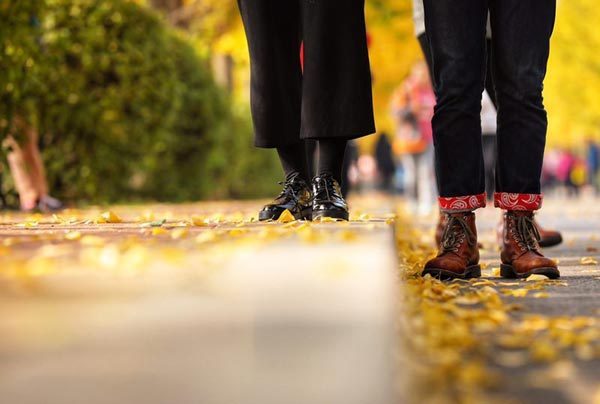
[312,173,349,221]
[259,173,312,221]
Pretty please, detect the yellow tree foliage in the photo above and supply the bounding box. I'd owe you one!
[145,0,599,150]
[545,0,600,147]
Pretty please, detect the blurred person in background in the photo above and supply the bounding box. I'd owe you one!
[481,90,497,201]
[557,149,577,197]
[391,61,436,216]
[237,1,374,222]
[541,149,561,193]
[374,132,396,193]
[413,0,563,252]
[420,0,559,280]
[569,153,587,196]
[587,138,600,194]
[341,140,360,198]
[2,116,63,212]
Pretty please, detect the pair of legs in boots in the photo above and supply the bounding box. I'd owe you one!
[237,0,375,221]
[421,0,560,280]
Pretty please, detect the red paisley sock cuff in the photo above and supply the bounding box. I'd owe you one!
[438,193,487,212]
[494,193,543,211]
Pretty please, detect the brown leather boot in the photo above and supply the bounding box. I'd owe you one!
[423,212,481,280]
[496,214,563,249]
[500,211,560,279]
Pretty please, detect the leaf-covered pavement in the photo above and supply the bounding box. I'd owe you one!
[0,196,599,403]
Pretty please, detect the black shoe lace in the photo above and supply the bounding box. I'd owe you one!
[509,213,541,251]
[441,214,477,253]
[276,173,305,201]
[314,175,339,202]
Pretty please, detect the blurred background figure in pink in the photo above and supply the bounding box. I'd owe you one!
[390,61,436,216]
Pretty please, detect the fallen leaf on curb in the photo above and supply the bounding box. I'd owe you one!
[501,288,529,298]
[151,228,168,236]
[171,228,189,239]
[527,274,549,281]
[95,211,123,224]
[16,220,39,228]
[191,216,210,226]
[580,257,598,265]
[64,231,82,241]
[277,209,295,223]
[338,229,358,242]
[80,235,105,246]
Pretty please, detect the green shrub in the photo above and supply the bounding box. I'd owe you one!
[0,1,44,136]
[0,0,280,204]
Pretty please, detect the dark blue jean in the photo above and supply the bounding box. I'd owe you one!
[423,0,556,209]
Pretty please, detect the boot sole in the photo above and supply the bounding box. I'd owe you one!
[422,265,481,281]
[500,264,560,279]
[258,207,313,222]
[312,208,349,222]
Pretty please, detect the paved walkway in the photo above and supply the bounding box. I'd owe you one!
[0,197,398,404]
[0,195,598,403]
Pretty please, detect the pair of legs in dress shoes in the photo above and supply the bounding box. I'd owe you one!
[237,0,374,222]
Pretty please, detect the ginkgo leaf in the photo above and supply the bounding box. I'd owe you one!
[277,209,295,223]
[95,211,123,224]
[581,257,598,265]
[64,231,82,241]
[527,274,549,281]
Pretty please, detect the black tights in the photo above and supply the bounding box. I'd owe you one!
[277,139,347,183]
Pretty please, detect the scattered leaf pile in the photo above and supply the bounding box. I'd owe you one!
[395,211,600,403]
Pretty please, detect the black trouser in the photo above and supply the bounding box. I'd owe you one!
[237,0,375,148]
[423,0,556,210]
[419,35,498,202]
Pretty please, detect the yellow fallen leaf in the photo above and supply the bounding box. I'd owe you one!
[17,220,39,228]
[297,227,324,243]
[338,229,358,242]
[171,228,189,239]
[191,216,210,226]
[527,274,549,281]
[151,228,168,236]
[502,288,529,297]
[64,231,82,241]
[277,209,296,223]
[195,231,217,244]
[581,257,598,265]
[530,341,560,363]
[533,292,550,298]
[492,267,501,277]
[95,211,123,224]
[80,235,105,246]
[228,228,247,237]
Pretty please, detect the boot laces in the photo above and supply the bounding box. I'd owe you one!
[441,215,476,253]
[510,213,541,251]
